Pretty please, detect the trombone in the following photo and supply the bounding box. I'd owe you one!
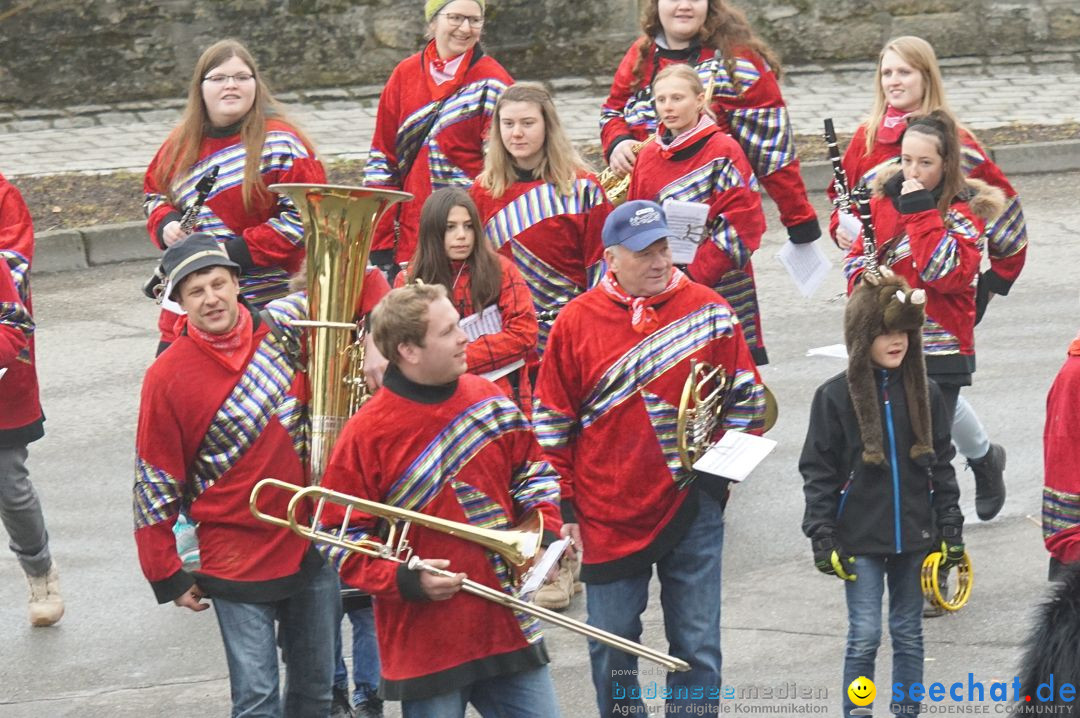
[250,478,691,673]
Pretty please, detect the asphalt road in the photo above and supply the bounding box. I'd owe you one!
[1,171,1077,717]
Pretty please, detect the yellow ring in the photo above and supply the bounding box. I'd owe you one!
[920,551,973,612]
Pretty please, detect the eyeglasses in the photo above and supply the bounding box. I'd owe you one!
[440,12,484,28]
[202,73,256,85]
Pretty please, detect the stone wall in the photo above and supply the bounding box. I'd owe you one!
[1,0,1078,109]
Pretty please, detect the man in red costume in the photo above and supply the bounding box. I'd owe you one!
[320,282,563,717]
[534,200,765,716]
[1042,322,1080,581]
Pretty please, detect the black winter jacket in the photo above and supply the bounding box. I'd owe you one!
[800,368,963,555]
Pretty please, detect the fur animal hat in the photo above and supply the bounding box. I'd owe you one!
[844,269,934,467]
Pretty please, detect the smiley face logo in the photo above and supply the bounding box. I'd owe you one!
[848,676,876,707]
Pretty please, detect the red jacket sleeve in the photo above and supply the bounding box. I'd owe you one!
[718,52,818,238]
[901,194,983,295]
[237,146,326,271]
[600,40,650,159]
[959,135,1027,294]
[687,150,766,286]
[0,174,35,263]
[465,258,539,375]
[365,62,408,253]
[143,137,184,251]
[532,308,584,517]
[357,267,391,317]
[0,266,30,368]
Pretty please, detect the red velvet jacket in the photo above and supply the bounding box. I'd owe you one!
[627,122,768,364]
[533,278,764,582]
[601,38,818,240]
[829,123,1026,295]
[470,171,611,356]
[844,170,1004,379]
[319,369,560,700]
[1043,338,1080,564]
[144,119,325,341]
[364,42,512,264]
[0,173,43,445]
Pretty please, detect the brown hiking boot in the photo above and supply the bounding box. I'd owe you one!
[27,564,64,627]
[533,551,582,611]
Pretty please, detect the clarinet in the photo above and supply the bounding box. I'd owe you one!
[850,184,880,278]
[823,118,851,215]
[142,165,220,300]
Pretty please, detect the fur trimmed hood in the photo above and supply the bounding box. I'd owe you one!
[871,164,1007,221]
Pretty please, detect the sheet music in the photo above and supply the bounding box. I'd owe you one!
[692,430,777,483]
[518,538,571,602]
[160,279,185,315]
[0,367,7,382]
[662,199,709,265]
[480,358,525,383]
[838,211,863,241]
[459,305,502,342]
[777,240,832,299]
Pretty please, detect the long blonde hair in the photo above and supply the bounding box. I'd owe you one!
[476,82,588,199]
[864,36,958,154]
[632,0,782,94]
[152,39,314,212]
[652,64,715,127]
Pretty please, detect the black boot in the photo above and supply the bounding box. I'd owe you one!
[968,443,1007,521]
[330,686,356,718]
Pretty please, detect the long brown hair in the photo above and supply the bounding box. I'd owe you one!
[864,36,966,154]
[632,0,782,94]
[152,39,314,212]
[902,111,966,217]
[476,82,589,199]
[408,188,502,311]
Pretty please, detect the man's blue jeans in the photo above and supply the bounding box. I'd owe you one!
[400,664,560,718]
[843,553,925,718]
[585,491,725,716]
[334,603,380,703]
[212,559,339,718]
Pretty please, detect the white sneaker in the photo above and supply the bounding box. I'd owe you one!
[27,564,64,627]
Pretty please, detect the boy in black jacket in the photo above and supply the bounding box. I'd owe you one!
[800,271,964,718]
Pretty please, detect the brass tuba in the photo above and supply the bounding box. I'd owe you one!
[269,183,411,484]
[249,479,691,673]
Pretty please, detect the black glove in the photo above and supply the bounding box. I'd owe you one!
[939,523,965,570]
[812,534,856,581]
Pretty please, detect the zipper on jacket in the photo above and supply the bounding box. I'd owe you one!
[836,472,854,519]
[881,371,903,553]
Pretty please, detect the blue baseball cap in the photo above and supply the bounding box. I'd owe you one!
[602,200,672,252]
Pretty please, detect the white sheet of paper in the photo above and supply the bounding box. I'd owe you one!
[806,343,849,359]
[160,279,186,315]
[777,240,832,298]
[662,199,710,265]
[459,305,502,342]
[838,211,863,241]
[692,430,777,483]
[480,358,525,383]
[0,367,7,381]
[518,537,571,602]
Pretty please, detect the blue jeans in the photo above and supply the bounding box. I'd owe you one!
[400,664,560,718]
[334,603,380,703]
[585,491,725,717]
[843,553,925,718]
[212,559,339,718]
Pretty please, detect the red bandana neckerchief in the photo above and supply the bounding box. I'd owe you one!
[424,41,474,100]
[657,114,715,159]
[599,268,689,334]
[879,105,913,145]
[184,304,255,372]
